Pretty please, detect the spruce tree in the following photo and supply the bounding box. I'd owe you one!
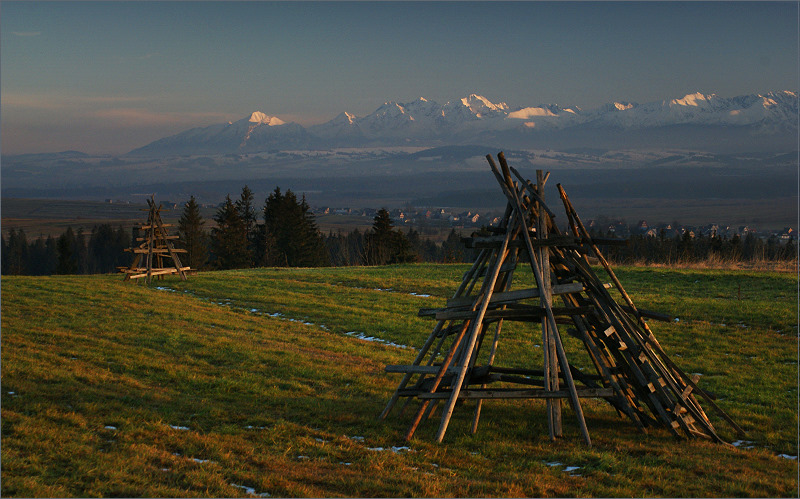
[211,195,250,269]
[263,188,329,267]
[236,185,259,266]
[4,229,29,275]
[178,196,209,270]
[44,235,59,275]
[441,228,465,263]
[364,208,394,265]
[75,228,89,274]
[56,227,78,275]
[364,208,416,265]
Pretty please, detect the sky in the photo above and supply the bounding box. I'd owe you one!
[2,1,798,155]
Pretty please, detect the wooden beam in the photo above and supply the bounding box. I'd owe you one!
[446,282,584,308]
[413,387,615,400]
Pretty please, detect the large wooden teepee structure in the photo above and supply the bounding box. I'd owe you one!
[380,152,745,446]
[120,196,190,283]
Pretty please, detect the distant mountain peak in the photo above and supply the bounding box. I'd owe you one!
[670,92,715,107]
[248,112,285,125]
[460,94,509,115]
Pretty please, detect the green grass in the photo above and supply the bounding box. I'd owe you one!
[2,264,797,497]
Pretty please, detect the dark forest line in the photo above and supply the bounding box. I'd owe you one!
[2,185,795,276]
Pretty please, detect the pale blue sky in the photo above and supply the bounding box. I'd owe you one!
[2,1,798,154]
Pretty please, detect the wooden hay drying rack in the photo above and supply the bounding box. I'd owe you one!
[120,195,191,283]
[380,152,745,446]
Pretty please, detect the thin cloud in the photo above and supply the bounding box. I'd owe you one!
[2,93,150,110]
[88,108,234,127]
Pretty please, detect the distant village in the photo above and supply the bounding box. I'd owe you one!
[118,198,795,243]
[309,205,796,243]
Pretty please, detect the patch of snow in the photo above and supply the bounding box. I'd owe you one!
[345,331,413,349]
[192,458,212,464]
[296,455,309,460]
[104,425,117,430]
[7,391,15,395]
[340,462,352,466]
[732,440,756,449]
[564,466,580,472]
[779,454,798,460]
[231,483,271,498]
[349,436,365,442]
[367,446,413,453]
[168,425,190,431]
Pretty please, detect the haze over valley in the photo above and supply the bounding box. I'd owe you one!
[2,2,797,232]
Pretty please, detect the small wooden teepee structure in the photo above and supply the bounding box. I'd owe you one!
[120,196,190,283]
[381,152,745,446]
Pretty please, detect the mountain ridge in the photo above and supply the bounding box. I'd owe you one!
[127,91,798,157]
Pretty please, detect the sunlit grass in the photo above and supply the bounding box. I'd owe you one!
[1,264,797,497]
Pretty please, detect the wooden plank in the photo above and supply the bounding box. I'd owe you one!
[434,305,593,322]
[446,282,584,308]
[413,387,615,400]
[385,365,460,375]
[128,268,178,279]
[621,305,674,322]
[462,234,577,249]
[131,248,188,254]
[136,235,179,241]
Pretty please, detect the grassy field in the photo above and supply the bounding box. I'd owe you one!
[1,264,797,497]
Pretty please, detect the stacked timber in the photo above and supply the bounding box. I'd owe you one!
[380,152,745,446]
[120,196,190,283]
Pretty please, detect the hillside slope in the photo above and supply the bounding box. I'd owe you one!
[1,266,796,497]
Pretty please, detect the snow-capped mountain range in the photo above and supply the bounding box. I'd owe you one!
[128,91,798,156]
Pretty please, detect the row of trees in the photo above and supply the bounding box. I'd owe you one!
[597,229,796,264]
[2,225,131,276]
[1,186,471,276]
[179,186,473,270]
[2,188,796,275]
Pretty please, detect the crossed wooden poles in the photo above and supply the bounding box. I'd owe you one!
[120,196,190,283]
[380,152,745,446]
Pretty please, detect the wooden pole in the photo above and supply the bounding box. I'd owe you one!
[432,211,518,442]
[491,153,592,446]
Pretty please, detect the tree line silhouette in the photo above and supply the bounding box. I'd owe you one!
[2,185,795,275]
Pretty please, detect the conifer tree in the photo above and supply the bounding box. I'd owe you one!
[364,208,416,265]
[3,229,29,275]
[441,228,466,263]
[75,228,89,274]
[263,187,328,267]
[211,195,250,269]
[236,185,259,265]
[56,227,78,274]
[179,196,209,270]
